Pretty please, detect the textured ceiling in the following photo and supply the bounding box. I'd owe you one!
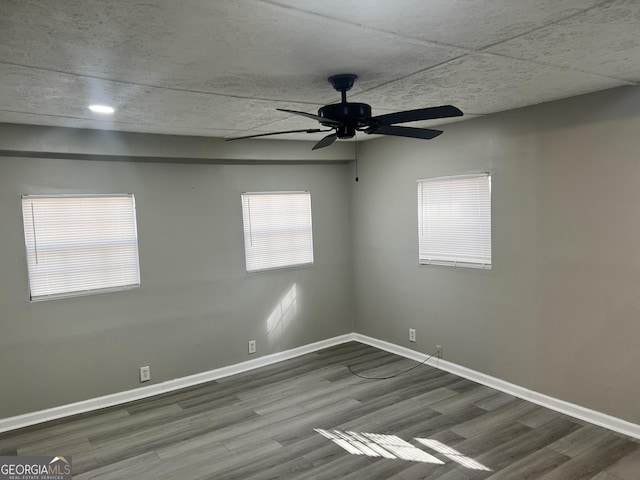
[0,0,638,143]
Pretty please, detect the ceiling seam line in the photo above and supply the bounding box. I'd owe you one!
[350,49,634,102]
[478,0,618,51]
[475,51,638,86]
[256,0,481,55]
[257,0,617,58]
[0,61,324,106]
[348,54,471,100]
[259,0,621,66]
[255,1,634,100]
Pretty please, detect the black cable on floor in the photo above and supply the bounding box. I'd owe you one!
[347,351,438,380]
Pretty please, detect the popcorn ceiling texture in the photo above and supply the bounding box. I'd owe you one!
[0,0,637,140]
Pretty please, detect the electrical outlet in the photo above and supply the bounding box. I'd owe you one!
[436,345,442,359]
[248,340,256,354]
[139,366,151,382]
[409,328,416,343]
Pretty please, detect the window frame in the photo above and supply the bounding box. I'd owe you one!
[241,191,314,274]
[21,193,142,301]
[417,173,492,270]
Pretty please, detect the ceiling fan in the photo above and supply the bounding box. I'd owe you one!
[226,74,463,150]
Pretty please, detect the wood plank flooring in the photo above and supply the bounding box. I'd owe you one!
[0,342,638,479]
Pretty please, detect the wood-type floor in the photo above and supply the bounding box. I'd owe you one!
[0,342,638,479]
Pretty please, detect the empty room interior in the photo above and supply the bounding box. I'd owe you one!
[1,1,640,479]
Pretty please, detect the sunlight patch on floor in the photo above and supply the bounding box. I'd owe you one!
[315,429,491,471]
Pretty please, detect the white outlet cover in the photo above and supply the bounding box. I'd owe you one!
[140,366,151,382]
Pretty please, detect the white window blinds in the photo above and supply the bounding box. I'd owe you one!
[417,174,491,269]
[241,192,314,273]
[22,194,141,301]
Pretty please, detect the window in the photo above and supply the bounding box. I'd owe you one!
[241,191,314,273]
[417,174,491,269]
[22,194,141,301]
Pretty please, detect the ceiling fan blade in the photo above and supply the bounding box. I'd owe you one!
[367,125,443,140]
[370,105,463,126]
[312,133,338,150]
[277,108,343,127]
[226,128,331,141]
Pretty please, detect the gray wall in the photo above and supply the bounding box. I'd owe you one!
[351,86,640,424]
[3,85,640,425]
[0,146,353,418]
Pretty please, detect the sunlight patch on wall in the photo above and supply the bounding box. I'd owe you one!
[267,283,298,339]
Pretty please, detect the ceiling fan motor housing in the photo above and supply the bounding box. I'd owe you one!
[318,102,372,137]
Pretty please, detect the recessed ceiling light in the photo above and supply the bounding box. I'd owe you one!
[89,105,115,114]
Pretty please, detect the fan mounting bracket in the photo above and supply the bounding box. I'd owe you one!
[328,74,358,93]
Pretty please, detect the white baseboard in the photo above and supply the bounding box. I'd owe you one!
[2,332,639,441]
[0,333,355,434]
[354,333,640,440]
